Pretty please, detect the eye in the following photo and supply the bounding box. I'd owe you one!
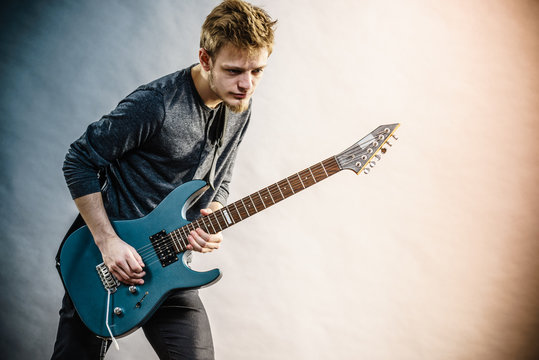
[227,69,241,74]
[252,68,264,75]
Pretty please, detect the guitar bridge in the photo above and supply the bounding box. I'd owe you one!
[96,262,120,293]
[150,230,179,267]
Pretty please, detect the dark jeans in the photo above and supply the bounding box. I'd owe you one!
[51,289,214,360]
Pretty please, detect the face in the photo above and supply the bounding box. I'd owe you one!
[207,44,269,113]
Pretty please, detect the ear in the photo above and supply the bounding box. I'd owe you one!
[199,48,212,71]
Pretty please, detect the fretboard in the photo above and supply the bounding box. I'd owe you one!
[169,156,341,252]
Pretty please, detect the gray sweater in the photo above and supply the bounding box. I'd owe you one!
[63,65,250,220]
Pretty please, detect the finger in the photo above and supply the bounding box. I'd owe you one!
[188,234,204,252]
[206,233,223,244]
[197,229,222,246]
[202,236,221,249]
[129,270,146,278]
[126,251,143,273]
[188,231,206,250]
[188,232,216,253]
[204,242,220,250]
[200,208,213,216]
[194,228,210,242]
[129,273,145,285]
[194,230,220,250]
[131,247,145,268]
[109,256,145,284]
[190,230,207,245]
[109,262,130,282]
[115,267,145,285]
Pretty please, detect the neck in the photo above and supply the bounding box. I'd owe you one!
[191,64,222,109]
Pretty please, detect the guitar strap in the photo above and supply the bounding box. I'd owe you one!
[201,104,228,190]
[55,213,85,285]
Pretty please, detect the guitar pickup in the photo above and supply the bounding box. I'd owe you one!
[150,230,179,267]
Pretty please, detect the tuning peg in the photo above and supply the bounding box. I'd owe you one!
[364,168,371,174]
[369,161,376,168]
[386,141,393,147]
[392,134,398,140]
[381,147,387,154]
[375,154,381,161]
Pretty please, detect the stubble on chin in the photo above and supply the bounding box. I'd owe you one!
[225,100,249,113]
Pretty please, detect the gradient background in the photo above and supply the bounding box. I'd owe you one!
[1,0,538,359]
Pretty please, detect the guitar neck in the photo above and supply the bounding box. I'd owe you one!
[168,123,400,253]
[199,156,341,232]
[169,156,341,251]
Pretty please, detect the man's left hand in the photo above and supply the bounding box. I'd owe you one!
[187,208,223,253]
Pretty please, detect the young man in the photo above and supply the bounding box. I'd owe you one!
[51,1,277,359]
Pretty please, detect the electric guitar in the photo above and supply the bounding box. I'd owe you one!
[56,123,400,342]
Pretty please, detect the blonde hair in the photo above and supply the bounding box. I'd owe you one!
[200,0,277,59]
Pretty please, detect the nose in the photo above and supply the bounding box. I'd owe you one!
[238,72,252,92]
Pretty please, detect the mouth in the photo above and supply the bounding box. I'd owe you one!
[231,93,248,100]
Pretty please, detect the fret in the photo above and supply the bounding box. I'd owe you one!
[209,212,219,232]
[175,230,187,250]
[210,212,223,232]
[170,232,180,252]
[257,191,267,209]
[299,169,315,187]
[274,182,285,200]
[248,195,258,213]
[297,173,305,188]
[266,184,279,202]
[308,167,317,183]
[175,231,186,251]
[202,216,216,234]
[251,193,262,211]
[233,202,243,221]
[286,177,295,194]
[259,187,273,206]
[178,227,188,243]
[312,163,326,182]
[240,198,251,216]
[265,187,276,204]
[320,161,329,177]
[183,224,192,239]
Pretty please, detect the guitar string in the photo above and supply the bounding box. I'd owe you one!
[129,164,339,266]
[113,171,337,269]
[135,132,390,265]
[135,165,337,263]
[136,165,329,258]
[104,137,386,274]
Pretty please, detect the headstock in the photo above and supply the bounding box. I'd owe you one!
[335,123,400,174]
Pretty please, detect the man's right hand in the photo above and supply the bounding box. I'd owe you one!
[96,235,146,285]
[74,192,146,285]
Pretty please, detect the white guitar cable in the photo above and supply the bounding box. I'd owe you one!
[106,289,120,351]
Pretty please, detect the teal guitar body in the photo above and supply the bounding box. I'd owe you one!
[57,180,221,338]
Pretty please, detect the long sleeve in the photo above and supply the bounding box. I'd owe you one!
[63,89,165,199]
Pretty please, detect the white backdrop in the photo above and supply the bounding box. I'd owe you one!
[1,1,538,359]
